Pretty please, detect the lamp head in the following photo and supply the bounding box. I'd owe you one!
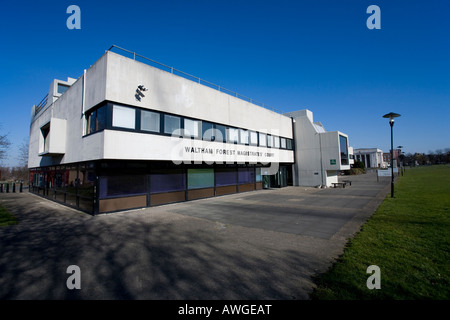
[383,112,401,121]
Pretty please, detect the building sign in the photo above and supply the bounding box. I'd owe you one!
[103,130,294,167]
[175,139,282,165]
[330,159,336,165]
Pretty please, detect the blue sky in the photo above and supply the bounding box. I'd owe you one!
[0,0,449,167]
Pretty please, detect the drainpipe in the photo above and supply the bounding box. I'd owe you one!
[291,117,297,186]
[82,69,86,134]
[319,132,325,187]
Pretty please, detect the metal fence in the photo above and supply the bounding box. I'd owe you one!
[34,93,48,116]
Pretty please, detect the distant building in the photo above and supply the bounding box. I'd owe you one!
[354,148,386,168]
[383,149,402,167]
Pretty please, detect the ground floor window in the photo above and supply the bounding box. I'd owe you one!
[150,168,185,194]
[215,167,237,186]
[238,167,254,184]
[99,175,146,198]
[30,161,292,214]
[29,163,95,213]
[187,168,214,189]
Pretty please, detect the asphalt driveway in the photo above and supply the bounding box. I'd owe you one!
[0,172,390,300]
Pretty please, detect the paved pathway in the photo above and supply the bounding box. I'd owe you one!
[0,172,390,299]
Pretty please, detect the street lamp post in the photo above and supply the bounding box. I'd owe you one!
[383,112,401,198]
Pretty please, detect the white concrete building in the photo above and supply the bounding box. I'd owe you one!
[353,148,386,168]
[284,110,350,187]
[28,47,350,214]
[348,146,355,166]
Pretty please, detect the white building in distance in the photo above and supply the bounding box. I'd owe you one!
[353,148,386,169]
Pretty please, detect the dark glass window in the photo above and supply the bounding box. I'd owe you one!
[164,114,181,135]
[79,164,95,199]
[215,168,237,186]
[202,122,215,141]
[214,124,226,142]
[141,110,160,132]
[255,168,263,182]
[286,139,293,150]
[188,168,214,189]
[99,174,147,198]
[238,167,254,184]
[150,169,185,193]
[340,135,349,165]
[41,124,50,153]
[87,105,107,134]
[57,84,70,94]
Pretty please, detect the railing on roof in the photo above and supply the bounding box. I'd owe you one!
[34,93,48,116]
[107,45,284,114]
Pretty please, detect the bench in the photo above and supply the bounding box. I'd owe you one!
[332,182,347,188]
[342,180,352,186]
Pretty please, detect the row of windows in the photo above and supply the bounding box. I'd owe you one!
[86,103,294,150]
[99,167,261,199]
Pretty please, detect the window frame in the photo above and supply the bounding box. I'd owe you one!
[227,127,239,144]
[140,109,161,133]
[163,114,181,135]
[239,129,249,145]
[249,131,258,146]
[112,105,136,130]
[259,132,267,147]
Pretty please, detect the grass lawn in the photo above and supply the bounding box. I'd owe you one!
[311,164,450,300]
[0,204,17,226]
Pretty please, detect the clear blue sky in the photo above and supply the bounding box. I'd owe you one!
[0,0,449,167]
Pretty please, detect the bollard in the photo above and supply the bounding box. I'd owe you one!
[20,182,23,193]
[12,182,16,193]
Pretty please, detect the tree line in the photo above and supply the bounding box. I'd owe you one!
[0,126,28,183]
[399,149,450,166]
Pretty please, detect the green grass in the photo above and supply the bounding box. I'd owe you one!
[0,204,17,226]
[311,164,450,300]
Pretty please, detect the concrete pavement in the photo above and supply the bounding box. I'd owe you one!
[0,171,390,299]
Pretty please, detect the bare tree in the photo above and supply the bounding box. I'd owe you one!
[17,138,29,168]
[0,126,11,164]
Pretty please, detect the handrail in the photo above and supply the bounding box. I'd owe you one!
[107,45,284,114]
[34,93,48,115]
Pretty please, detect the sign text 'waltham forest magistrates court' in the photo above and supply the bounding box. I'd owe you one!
[170,138,294,165]
[184,146,275,158]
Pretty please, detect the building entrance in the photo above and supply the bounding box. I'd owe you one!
[264,165,292,188]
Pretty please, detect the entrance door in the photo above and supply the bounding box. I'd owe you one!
[267,166,288,188]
